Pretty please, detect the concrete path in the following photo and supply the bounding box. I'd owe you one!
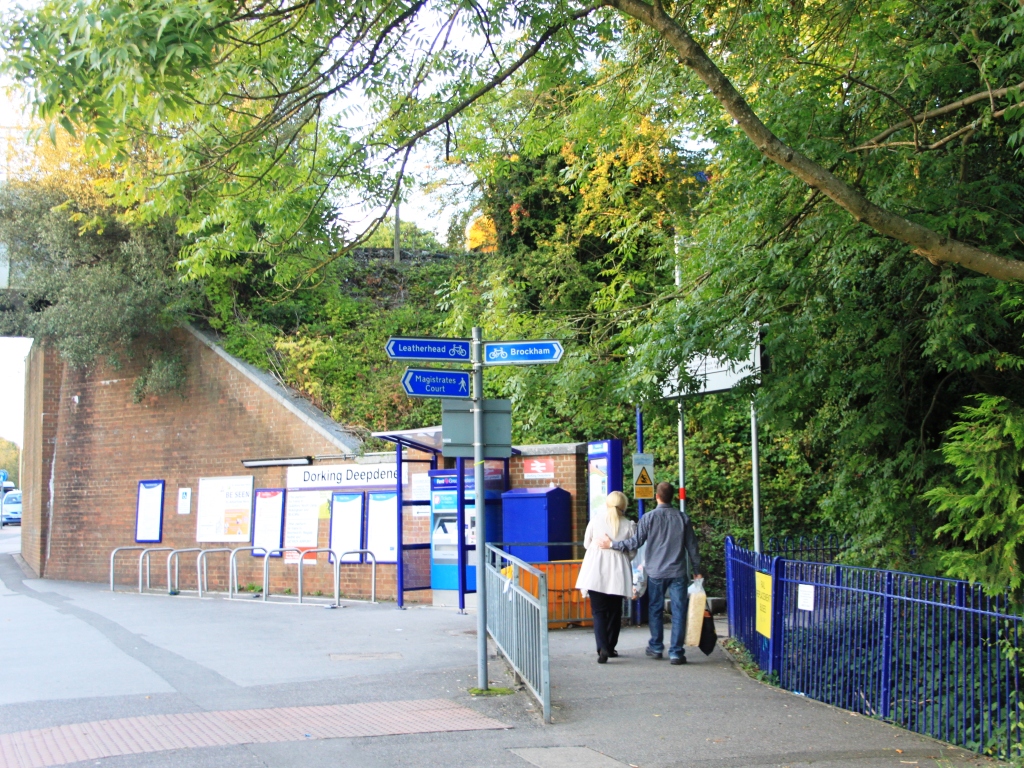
[0,536,994,768]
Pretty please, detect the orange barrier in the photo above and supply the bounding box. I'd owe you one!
[511,560,592,628]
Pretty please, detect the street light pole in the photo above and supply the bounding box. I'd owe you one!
[472,326,488,690]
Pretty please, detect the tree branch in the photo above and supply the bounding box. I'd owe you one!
[604,0,1024,281]
[856,81,1024,148]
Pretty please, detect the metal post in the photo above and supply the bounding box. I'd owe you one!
[751,400,762,553]
[880,571,895,718]
[396,441,405,609]
[394,202,401,264]
[456,456,467,612]
[678,399,686,514]
[472,326,488,691]
[636,405,645,519]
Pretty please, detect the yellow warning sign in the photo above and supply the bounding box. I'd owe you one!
[633,466,655,499]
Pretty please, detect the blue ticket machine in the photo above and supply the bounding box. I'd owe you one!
[587,440,624,521]
[429,464,504,593]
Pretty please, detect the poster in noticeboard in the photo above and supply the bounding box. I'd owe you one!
[365,492,398,564]
[284,489,330,564]
[330,493,364,563]
[252,489,285,557]
[196,476,254,543]
[135,480,165,543]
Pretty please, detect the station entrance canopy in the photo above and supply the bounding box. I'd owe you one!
[371,426,520,608]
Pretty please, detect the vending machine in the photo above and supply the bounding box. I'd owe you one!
[429,462,505,594]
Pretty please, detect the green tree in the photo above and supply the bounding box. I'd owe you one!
[0,438,18,488]
[2,0,1021,282]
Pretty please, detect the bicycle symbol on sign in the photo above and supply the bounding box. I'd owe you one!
[450,345,468,357]
[488,347,508,360]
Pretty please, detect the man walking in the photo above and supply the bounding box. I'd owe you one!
[598,482,701,665]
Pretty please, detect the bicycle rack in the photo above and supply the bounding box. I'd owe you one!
[196,548,233,598]
[228,547,267,599]
[166,548,202,594]
[335,550,378,604]
[262,548,340,605]
[109,546,147,591]
[138,547,173,593]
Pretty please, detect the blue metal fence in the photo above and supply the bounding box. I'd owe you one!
[726,537,1024,759]
[764,534,850,563]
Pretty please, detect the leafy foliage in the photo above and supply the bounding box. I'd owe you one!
[0,438,19,488]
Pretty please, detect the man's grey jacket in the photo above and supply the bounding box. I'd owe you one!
[611,502,701,580]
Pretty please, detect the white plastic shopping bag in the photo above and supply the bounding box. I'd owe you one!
[631,544,647,599]
[685,576,707,647]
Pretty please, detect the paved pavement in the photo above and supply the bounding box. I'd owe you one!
[0,530,995,768]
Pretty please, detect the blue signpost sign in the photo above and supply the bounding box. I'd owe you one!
[386,337,470,362]
[483,340,564,366]
[0,470,7,483]
[401,368,471,399]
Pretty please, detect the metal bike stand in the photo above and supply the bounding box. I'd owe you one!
[138,547,173,593]
[109,546,146,591]
[228,547,267,599]
[262,548,305,602]
[196,548,233,598]
[165,548,202,594]
[336,550,378,604]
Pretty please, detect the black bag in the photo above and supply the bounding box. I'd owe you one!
[698,609,717,656]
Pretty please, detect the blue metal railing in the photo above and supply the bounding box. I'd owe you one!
[726,537,1024,759]
[764,534,850,563]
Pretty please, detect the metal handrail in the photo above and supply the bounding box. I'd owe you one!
[138,547,173,593]
[196,548,234,598]
[336,549,378,604]
[110,546,146,591]
[260,548,311,606]
[165,548,202,594]
[229,546,268,599]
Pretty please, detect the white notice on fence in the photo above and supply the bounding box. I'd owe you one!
[365,492,398,564]
[797,583,815,611]
[252,489,285,555]
[196,476,254,543]
[284,489,329,563]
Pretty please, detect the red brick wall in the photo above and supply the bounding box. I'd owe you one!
[509,448,588,543]
[23,330,426,601]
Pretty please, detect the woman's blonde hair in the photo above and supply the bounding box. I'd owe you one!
[605,491,628,535]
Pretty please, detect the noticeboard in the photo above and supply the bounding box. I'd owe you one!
[252,489,285,556]
[135,480,165,543]
[365,492,398,563]
[283,489,329,563]
[330,492,364,563]
[196,476,254,543]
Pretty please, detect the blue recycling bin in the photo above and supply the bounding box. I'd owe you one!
[501,486,573,563]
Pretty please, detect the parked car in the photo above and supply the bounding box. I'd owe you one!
[1,491,21,526]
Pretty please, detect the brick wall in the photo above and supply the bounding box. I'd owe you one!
[509,445,588,543]
[22,329,428,601]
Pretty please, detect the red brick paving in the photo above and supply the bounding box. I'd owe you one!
[0,699,508,768]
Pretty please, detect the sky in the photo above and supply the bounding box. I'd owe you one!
[0,337,33,447]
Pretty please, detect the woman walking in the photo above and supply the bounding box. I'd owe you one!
[575,491,637,663]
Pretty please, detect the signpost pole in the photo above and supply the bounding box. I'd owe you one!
[678,399,686,514]
[472,326,488,691]
[635,405,645,518]
[751,401,762,553]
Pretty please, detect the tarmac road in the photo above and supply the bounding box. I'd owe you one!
[0,538,995,768]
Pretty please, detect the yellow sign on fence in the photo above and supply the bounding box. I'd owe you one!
[755,571,772,638]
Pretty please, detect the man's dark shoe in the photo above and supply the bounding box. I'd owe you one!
[670,656,687,665]
[609,650,619,657]
[598,649,609,664]
[645,648,663,659]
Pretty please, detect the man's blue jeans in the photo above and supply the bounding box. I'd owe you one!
[647,576,688,659]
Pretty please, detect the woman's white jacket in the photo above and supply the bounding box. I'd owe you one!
[574,517,637,598]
